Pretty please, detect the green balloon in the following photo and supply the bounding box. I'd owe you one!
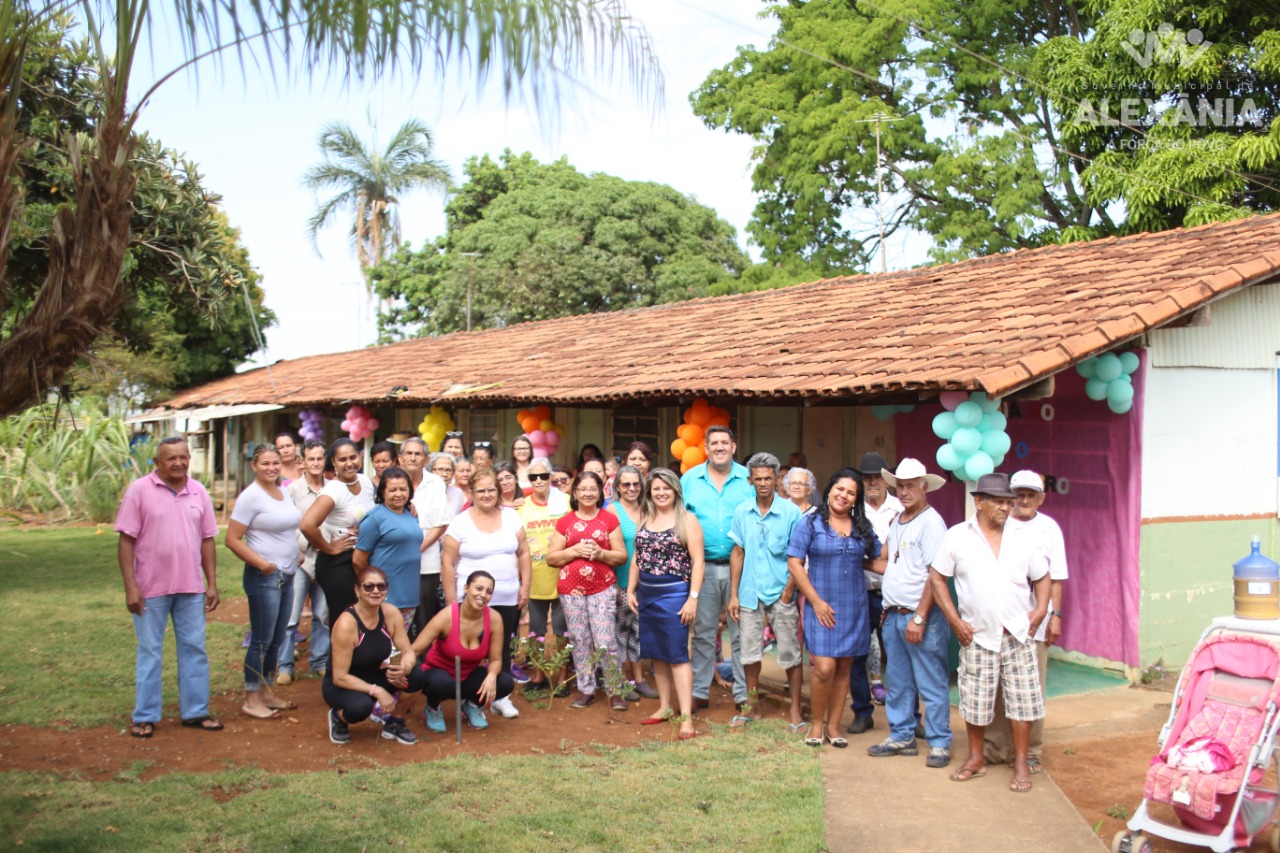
[980,429,1011,458]
[1085,378,1109,401]
[1119,351,1140,375]
[954,401,983,428]
[1107,379,1134,405]
[1108,397,1133,415]
[1076,359,1097,379]
[932,411,958,440]
[937,444,961,472]
[951,427,981,456]
[1094,353,1122,382]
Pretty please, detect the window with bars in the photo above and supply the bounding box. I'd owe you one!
[611,405,661,457]
[465,410,503,452]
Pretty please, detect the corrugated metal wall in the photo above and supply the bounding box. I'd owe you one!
[1150,282,1280,369]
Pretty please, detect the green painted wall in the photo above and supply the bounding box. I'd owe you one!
[743,406,800,460]
[1140,518,1280,673]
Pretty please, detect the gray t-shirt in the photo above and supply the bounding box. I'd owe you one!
[230,481,302,575]
[881,506,947,610]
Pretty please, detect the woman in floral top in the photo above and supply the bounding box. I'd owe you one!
[547,471,628,710]
[625,467,705,739]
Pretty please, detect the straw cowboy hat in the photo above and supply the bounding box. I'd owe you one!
[881,458,946,492]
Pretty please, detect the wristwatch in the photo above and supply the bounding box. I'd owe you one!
[689,590,700,600]
[1051,610,1064,619]
[912,614,925,626]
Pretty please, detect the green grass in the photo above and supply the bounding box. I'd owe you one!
[0,526,245,727]
[0,527,827,851]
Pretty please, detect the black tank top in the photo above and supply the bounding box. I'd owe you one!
[344,605,392,682]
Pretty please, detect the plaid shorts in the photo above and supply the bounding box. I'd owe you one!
[958,633,1045,725]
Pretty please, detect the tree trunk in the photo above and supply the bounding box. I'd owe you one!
[0,79,137,416]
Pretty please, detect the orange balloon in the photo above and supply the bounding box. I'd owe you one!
[684,424,704,445]
[670,438,688,458]
[691,397,710,411]
[682,445,707,467]
[680,461,692,474]
[691,407,712,427]
[534,405,551,420]
[520,416,540,433]
[712,407,731,420]
[517,409,533,421]
[707,415,730,428]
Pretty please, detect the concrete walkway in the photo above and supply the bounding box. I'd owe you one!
[756,656,1120,852]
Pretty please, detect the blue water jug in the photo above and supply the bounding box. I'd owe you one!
[1233,536,1280,620]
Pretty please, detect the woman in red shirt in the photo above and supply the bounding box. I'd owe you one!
[547,471,628,710]
[405,570,514,732]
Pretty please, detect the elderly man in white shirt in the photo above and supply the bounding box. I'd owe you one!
[985,469,1069,774]
[930,472,1050,793]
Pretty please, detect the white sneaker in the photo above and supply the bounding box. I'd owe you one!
[491,696,519,719]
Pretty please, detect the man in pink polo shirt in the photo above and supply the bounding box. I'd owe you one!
[116,437,222,738]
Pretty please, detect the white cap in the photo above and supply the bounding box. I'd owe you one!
[1010,470,1044,492]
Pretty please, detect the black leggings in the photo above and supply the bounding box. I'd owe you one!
[412,574,443,639]
[492,603,519,673]
[315,550,357,628]
[421,667,514,709]
[322,668,428,723]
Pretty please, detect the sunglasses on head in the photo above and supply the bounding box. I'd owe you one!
[360,582,387,592]
[445,431,463,438]
[473,441,493,449]
[528,472,551,481]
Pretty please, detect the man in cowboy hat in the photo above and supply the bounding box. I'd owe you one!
[867,458,952,767]
[847,451,904,733]
[930,472,1050,793]
[985,469,1069,774]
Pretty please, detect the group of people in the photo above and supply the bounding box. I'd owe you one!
[116,423,1069,792]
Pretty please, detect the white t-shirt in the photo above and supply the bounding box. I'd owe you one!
[445,506,524,606]
[881,506,947,610]
[319,475,376,543]
[863,495,904,590]
[444,485,467,519]
[286,477,325,578]
[230,481,302,575]
[412,471,449,576]
[931,516,1049,651]
[1007,512,1069,642]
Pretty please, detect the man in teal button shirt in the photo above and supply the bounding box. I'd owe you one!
[681,425,754,709]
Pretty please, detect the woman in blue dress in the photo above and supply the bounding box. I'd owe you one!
[787,467,884,748]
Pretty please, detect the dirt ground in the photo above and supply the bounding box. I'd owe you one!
[3,607,1276,853]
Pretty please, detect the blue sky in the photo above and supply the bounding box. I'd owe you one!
[127,1,918,365]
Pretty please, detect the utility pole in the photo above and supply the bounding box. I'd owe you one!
[460,252,482,332]
[853,112,902,273]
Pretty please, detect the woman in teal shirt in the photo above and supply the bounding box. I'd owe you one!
[354,469,427,627]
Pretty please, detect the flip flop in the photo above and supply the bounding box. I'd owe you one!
[180,716,224,731]
[1010,776,1033,793]
[949,767,987,782]
[789,722,811,734]
[1027,758,1043,775]
[729,715,753,728]
[804,736,823,748]
[129,721,154,739]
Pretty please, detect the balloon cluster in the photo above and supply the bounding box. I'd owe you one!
[517,406,565,459]
[932,391,1011,481]
[1077,351,1139,415]
[341,405,379,442]
[298,408,325,442]
[416,406,457,451]
[871,404,916,421]
[670,398,731,473]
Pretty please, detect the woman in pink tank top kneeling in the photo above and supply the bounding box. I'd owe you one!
[408,570,514,732]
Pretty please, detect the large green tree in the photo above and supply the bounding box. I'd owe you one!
[370,150,750,336]
[304,117,453,296]
[4,16,272,408]
[0,0,661,416]
[691,0,1280,268]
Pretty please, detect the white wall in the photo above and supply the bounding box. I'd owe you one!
[1141,366,1277,518]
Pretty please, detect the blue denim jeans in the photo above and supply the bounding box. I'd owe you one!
[882,608,952,747]
[243,566,294,691]
[279,572,329,676]
[692,560,745,704]
[132,592,210,723]
[848,590,885,719]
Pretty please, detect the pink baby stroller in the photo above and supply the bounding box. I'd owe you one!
[1115,621,1280,853]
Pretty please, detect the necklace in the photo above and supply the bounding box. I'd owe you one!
[893,506,927,562]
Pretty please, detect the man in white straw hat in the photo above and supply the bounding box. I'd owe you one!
[866,458,952,768]
[985,469,1068,775]
[930,473,1050,793]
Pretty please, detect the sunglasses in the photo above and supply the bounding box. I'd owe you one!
[619,481,642,489]
[360,582,387,592]
[445,431,463,438]
[473,441,493,450]
[528,472,551,481]
[551,477,570,485]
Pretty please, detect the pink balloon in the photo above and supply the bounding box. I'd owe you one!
[367,418,379,431]
[939,391,968,411]
[545,431,560,448]
[528,429,545,443]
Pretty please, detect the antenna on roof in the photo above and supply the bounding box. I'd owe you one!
[853,111,902,274]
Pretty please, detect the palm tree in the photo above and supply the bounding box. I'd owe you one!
[0,0,662,416]
[304,117,453,297]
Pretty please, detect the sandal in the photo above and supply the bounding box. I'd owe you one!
[129,721,155,739]
[804,735,823,748]
[949,766,987,782]
[181,716,225,730]
[789,722,811,734]
[1027,758,1043,775]
[241,704,279,719]
[729,715,753,728]
[641,709,675,725]
[1010,776,1033,793]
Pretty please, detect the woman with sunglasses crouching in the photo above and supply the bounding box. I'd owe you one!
[408,570,515,732]
[323,566,425,745]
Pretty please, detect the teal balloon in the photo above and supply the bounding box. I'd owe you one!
[954,401,983,428]
[931,411,958,440]
[1094,353,1122,382]
[1108,397,1134,415]
[1076,358,1098,379]
[1085,378,1109,401]
[1107,379,1134,406]
[936,443,962,472]
[1119,351,1140,375]
[951,427,982,456]
[985,411,1007,432]
[980,429,1011,458]
[871,405,897,420]
[963,451,995,480]
[896,404,917,414]
[969,392,1000,414]
[990,453,1007,469]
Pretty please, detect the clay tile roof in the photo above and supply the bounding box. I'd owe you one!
[159,212,1280,410]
